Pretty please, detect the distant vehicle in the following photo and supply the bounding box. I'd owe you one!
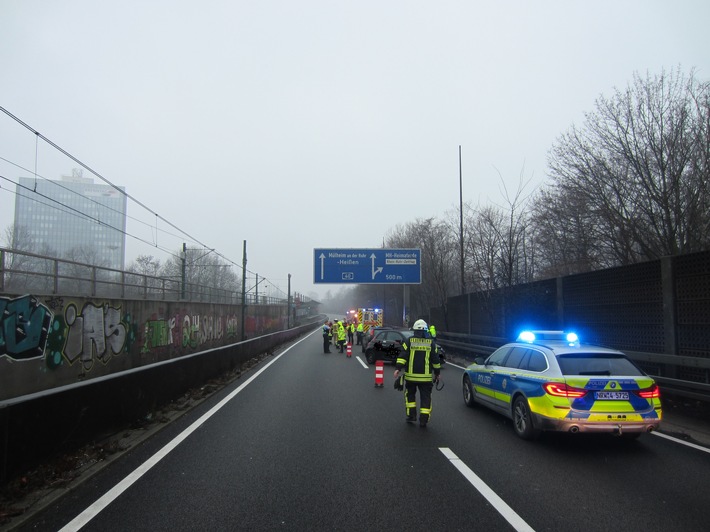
[357,308,383,334]
[361,325,394,353]
[462,330,662,440]
[364,328,446,366]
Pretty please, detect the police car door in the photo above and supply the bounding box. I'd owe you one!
[478,347,511,411]
[494,347,530,408]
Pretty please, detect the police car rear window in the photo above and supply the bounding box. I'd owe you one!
[557,353,645,376]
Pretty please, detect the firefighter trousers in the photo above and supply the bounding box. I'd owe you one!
[404,380,433,423]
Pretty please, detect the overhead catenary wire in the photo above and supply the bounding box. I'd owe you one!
[1,175,287,295]
[0,174,178,257]
[0,105,210,256]
[0,167,192,258]
[0,107,293,296]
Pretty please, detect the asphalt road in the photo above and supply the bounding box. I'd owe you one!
[15,329,710,531]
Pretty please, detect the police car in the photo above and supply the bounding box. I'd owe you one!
[462,331,662,440]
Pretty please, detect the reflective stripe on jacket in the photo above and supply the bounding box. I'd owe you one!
[396,336,441,383]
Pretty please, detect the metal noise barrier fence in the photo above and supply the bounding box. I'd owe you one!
[0,317,325,485]
[430,252,710,404]
[436,333,710,402]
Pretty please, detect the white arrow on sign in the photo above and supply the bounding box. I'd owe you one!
[371,253,383,280]
[319,253,326,280]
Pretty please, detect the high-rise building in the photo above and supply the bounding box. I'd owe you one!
[14,170,127,270]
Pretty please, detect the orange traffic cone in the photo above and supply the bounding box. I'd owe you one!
[375,360,384,387]
[346,342,352,357]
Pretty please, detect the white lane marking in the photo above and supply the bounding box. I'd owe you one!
[356,355,368,369]
[59,332,317,532]
[651,430,710,453]
[439,447,535,532]
[447,362,710,453]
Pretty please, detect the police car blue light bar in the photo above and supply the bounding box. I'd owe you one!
[518,331,536,343]
[517,330,580,344]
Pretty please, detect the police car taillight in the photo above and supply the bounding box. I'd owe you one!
[635,384,660,399]
[543,382,588,398]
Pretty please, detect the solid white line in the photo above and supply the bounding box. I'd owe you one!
[439,447,535,532]
[651,430,710,453]
[446,362,710,455]
[59,333,315,532]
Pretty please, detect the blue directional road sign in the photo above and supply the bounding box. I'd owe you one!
[313,248,421,284]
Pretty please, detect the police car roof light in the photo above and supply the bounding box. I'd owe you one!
[566,332,579,344]
[518,331,536,343]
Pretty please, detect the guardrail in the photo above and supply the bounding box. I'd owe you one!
[437,332,710,403]
[0,247,287,305]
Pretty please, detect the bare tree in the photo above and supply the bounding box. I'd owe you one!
[464,171,535,291]
[546,67,710,265]
[529,186,602,277]
[128,255,162,277]
[381,218,458,323]
[3,224,34,251]
[161,248,240,301]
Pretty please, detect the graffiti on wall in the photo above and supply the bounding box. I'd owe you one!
[2,293,245,373]
[0,294,53,360]
[62,302,129,372]
[141,312,238,353]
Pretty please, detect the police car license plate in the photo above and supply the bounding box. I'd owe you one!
[594,391,629,400]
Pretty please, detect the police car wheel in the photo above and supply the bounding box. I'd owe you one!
[463,375,476,407]
[512,396,540,440]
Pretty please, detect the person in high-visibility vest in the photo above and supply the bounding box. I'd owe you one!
[347,322,355,344]
[356,322,364,345]
[333,320,340,348]
[337,321,347,353]
[322,320,332,353]
[393,319,441,427]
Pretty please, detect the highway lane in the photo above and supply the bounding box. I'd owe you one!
[17,328,710,531]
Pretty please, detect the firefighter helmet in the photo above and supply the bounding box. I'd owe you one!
[413,319,428,330]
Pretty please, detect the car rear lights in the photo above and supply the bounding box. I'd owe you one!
[543,382,588,398]
[634,384,660,399]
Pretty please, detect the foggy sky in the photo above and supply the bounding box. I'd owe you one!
[1,0,709,300]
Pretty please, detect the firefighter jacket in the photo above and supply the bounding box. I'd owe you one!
[337,322,347,341]
[396,333,441,383]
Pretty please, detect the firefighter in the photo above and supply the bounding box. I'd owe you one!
[322,320,331,353]
[333,320,340,349]
[356,322,364,345]
[337,320,347,353]
[393,319,441,427]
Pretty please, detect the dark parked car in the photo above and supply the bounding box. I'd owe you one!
[361,326,395,353]
[364,329,446,365]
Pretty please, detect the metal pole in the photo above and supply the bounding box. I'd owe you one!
[287,273,292,328]
[181,243,186,299]
[241,240,247,341]
[459,145,466,295]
